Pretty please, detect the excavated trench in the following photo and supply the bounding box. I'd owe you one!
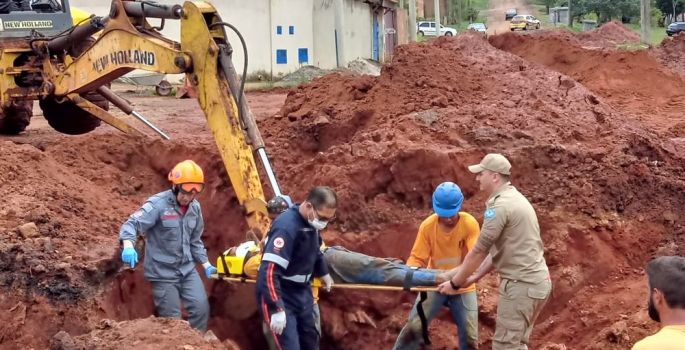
[2,27,685,349]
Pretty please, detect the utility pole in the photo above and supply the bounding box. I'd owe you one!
[641,0,651,45]
[567,0,572,27]
[434,0,441,35]
[409,0,417,41]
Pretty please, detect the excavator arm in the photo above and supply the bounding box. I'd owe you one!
[33,1,279,240]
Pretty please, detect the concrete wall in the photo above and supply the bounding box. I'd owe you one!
[313,0,373,69]
[215,0,272,77]
[270,0,314,76]
[341,0,372,65]
[313,0,338,69]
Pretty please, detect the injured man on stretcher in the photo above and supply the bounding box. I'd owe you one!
[223,240,450,288]
[217,195,450,288]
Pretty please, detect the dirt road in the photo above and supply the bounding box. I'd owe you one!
[483,0,535,35]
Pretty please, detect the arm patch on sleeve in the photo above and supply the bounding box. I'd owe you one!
[142,203,155,212]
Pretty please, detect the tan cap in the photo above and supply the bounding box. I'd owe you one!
[468,153,511,175]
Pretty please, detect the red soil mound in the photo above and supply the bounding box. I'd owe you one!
[577,21,641,47]
[490,31,685,133]
[654,32,685,75]
[50,317,239,350]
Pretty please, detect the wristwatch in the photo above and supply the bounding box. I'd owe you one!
[450,279,460,290]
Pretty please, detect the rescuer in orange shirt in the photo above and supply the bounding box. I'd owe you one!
[394,182,480,350]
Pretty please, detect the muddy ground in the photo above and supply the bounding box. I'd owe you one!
[1,22,685,350]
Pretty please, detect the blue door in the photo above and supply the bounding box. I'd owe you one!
[372,13,379,61]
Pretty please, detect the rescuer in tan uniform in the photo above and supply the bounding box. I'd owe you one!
[437,153,552,350]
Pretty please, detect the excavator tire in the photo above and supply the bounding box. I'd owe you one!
[39,92,108,135]
[0,101,33,135]
[39,36,110,135]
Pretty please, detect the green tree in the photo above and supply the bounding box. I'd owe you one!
[581,0,639,23]
[617,0,640,21]
[541,0,557,14]
[656,0,685,21]
[569,0,590,24]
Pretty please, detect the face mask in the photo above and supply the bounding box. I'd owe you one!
[307,205,329,230]
[309,218,328,230]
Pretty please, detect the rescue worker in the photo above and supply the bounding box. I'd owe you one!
[394,182,480,350]
[119,160,217,332]
[262,194,297,350]
[257,186,336,350]
[631,256,685,350]
[437,153,552,350]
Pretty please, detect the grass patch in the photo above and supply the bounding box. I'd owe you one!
[616,43,650,50]
[626,23,668,45]
[470,0,489,12]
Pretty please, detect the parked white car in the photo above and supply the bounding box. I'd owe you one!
[467,22,487,34]
[417,21,458,36]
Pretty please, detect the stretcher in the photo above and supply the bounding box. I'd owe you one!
[211,275,439,292]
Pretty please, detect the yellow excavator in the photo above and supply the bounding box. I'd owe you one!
[0,0,279,243]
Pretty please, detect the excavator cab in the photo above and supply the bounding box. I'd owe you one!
[0,0,110,135]
[0,0,74,38]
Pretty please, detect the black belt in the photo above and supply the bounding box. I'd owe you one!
[417,291,431,345]
[404,268,430,345]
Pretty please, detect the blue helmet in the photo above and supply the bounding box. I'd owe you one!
[432,182,464,218]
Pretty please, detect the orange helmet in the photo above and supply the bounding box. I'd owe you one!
[168,160,204,193]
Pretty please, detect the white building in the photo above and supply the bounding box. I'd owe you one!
[71,0,403,79]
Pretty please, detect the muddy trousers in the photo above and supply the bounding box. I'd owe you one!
[492,278,552,350]
[324,246,439,286]
[150,269,209,332]
[393,291,479,350]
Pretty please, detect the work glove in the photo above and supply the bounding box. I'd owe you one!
[322,274,334,292]
[203,262,218,278]
[270,310,287,335]
[121,240,138,268]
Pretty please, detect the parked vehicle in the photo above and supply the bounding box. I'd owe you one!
[505,8,517,20]
[467,22,487,34]
[510,15,541,31]
[417,21,458,36]
[666,22,685,36]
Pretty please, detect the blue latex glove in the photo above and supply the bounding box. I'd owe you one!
[121,246,138,268]
[204,264,218,278]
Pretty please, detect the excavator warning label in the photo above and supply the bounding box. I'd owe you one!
[1,20,54,30]
[93,50,156,73]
